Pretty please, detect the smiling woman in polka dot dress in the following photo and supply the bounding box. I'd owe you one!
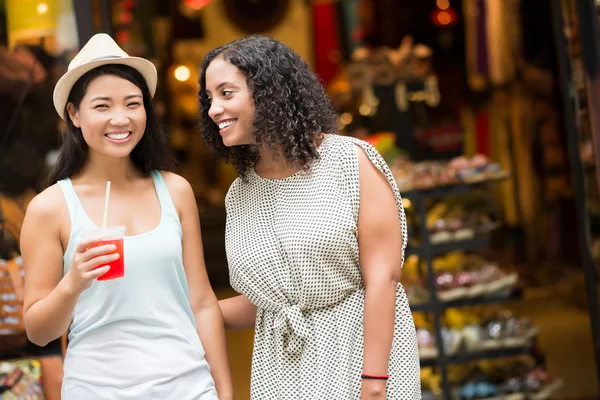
[198,35,421,400]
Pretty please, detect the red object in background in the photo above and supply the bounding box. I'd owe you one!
[431,7,459,28]
[421,123,464,154]
[475,111,490,157]
[116,30,131,44]
[312,2,341,86]
[119,11,134,25]
[183,0,212,11]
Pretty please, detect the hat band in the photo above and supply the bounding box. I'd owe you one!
[90,55,124,61]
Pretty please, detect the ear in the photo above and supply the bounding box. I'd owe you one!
[66,102,81,128]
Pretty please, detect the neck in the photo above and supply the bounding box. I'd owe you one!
[76,152,141,185]
[255,146,298,177]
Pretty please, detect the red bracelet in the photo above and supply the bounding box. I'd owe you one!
[361,374,389,380]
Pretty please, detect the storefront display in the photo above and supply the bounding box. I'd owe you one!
[551,0,600,387]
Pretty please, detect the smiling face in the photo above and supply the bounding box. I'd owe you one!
[205,57,255,147]
[67,74,146,160]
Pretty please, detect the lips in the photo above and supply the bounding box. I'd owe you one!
[105,131,132,143]
[217,119,236,132]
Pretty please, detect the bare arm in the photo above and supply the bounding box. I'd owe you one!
[356,147,403,400]
[219,294,257,330]
[166,173,234,400]
[22,188,114,346]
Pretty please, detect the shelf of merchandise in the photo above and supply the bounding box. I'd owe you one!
[404,175,520,399]
[410,288,523,313]
[401,173,509,202]
[406,234,491,257]
[551,0,600,385]
[419,344,533,368]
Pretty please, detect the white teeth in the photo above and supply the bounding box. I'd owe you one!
[218,120,233,129]
[106,132,130,140]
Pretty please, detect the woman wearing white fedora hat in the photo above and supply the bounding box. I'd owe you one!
[19,33,233,399]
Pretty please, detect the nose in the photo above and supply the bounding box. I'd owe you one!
[208,100,223,121]
[110,107,129,126]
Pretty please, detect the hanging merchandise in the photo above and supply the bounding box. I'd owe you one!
[311,1,342,87]
[342,38,441,160]
[484,0,519,87]
[463,0,489,92]
[463,0,521,91]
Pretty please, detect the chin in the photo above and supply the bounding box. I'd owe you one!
[221,133,253,147]
[103,147,136,159]
[221,136,240,147]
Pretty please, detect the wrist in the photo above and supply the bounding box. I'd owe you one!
[215,383,234,400]
[361,379,386,399]
[59,273,82,297]
[218,392,234,400]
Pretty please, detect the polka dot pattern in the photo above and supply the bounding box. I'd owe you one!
[225,134,421,399]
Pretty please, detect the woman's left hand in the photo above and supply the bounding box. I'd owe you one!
[360,379,387,400]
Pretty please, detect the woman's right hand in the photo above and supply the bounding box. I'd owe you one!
[65,238,119,294]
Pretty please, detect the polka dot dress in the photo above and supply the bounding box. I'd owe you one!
[225,134,421,399]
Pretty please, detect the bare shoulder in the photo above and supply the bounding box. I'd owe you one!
[354,143,380,180]
[159,171,194,195]
[158,171,197,211]
[25,184,67,223]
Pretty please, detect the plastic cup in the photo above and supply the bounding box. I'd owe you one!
[79,226,126,281]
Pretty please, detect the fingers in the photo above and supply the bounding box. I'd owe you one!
[80,253,120,273]
[83,244,117,260]
[75,237,104,254]
[75,241,117,263]
[87,265,111,280]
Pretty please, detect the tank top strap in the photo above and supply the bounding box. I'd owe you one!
[57,178,88,230]
[150,170,179,221]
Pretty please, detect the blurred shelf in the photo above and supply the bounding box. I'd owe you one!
[409,288,523,313]
[406,234,491,257]
[402,173,509,201]
[420,344,532,368]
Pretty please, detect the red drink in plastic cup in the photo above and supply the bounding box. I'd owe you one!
[80,226,126,281]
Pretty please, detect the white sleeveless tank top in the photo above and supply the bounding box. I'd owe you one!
[57,170,217,400]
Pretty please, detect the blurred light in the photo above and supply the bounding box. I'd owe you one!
[358,104,372,116]
[436,0,450,10]
[431,8,459,28]
[402,198,412,209]
[340,112,353,126]
[183,0,212,10]
[437,11,451,25]
[174,66,191,82]
[37,2,48,14]
[407,254,419,264]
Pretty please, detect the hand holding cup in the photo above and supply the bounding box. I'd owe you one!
[66,237,120,294]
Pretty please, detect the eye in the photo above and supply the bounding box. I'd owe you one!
[127,102,141,108]
[222,89,233,97]
[206,97,213,104]
[94,104,108,110]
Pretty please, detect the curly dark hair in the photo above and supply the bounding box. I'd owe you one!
[198,35,339,178]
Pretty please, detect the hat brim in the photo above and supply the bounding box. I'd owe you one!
[53,57,158,120]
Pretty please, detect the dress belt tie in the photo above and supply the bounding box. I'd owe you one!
[274,304,310,355]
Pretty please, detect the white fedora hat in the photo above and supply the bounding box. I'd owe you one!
[53,33,157,120]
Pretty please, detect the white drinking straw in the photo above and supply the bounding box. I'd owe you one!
[102,181,111,229]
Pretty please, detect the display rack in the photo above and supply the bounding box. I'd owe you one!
[550,0,600,388]
[403,177,530,399]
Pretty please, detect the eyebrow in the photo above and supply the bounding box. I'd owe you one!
[206,81,237,95]
[90,94,142,102]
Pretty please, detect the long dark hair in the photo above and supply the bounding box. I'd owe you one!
[48,64,170,184]
[198,35,339,178]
